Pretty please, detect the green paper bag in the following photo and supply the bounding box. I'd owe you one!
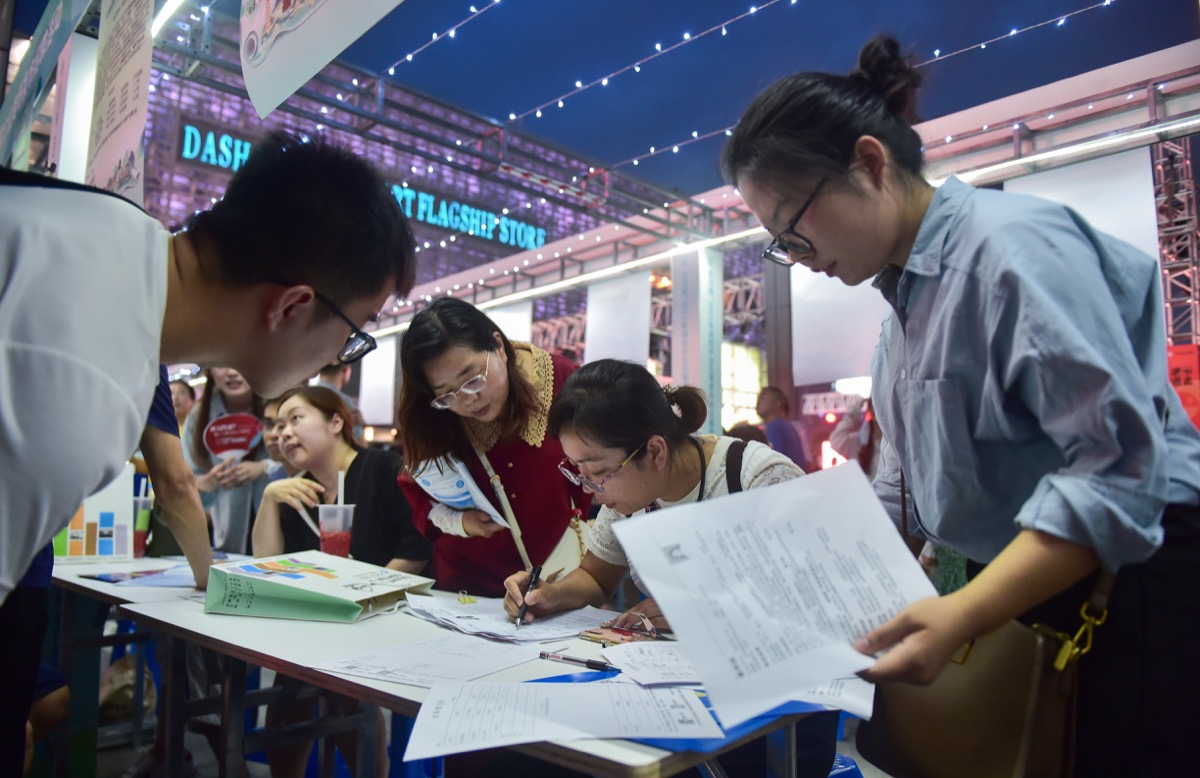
[204,550,434,623]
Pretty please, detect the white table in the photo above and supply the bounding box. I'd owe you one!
[50,557,201,778]
[120,594,805,777]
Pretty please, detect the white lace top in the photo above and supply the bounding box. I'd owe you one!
[585,436,804,591]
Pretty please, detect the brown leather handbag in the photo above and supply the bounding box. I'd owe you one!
[857,619,1081,778]
[856,475,1112,778]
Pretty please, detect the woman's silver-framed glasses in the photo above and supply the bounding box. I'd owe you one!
[761,177,827,267]
[558,443,644,494]
[430,352,493,410]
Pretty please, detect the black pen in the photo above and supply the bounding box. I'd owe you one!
[540,651,620,672]
[514,564,541,630]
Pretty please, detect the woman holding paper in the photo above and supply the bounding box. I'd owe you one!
[182,367,270,553]
[720,35,1200,773]
[251,386,430,572]
[397,297,591,596]
[502,358,838,778]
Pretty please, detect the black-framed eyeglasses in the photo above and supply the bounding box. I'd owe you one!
[558,442,644,495]
[430,352,493,410]
[762,177,827,267]
[312,291,377,364]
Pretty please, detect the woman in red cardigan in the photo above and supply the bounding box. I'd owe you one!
[397,298,592,596]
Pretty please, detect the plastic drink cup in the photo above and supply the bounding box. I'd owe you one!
[133,497,153,557]
[318,505,355,558]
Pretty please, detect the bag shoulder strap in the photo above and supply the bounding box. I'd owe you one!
[473,443,534,571]
[725,439,747,494]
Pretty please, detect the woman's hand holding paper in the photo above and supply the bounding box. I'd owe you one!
[462,509,507,538]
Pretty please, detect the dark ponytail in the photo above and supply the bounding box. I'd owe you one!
[721,34,925,190]
[547,360,708,458]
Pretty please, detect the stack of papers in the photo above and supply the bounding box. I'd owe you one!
[403,681,723,761]
[600,641,875,718]
[405,594,612,643]
[315,633,551,687]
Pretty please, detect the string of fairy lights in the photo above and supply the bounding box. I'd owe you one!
[372,0,1119,175]
[361,0,1124,311]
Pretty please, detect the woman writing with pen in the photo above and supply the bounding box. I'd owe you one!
[502,358,838,778]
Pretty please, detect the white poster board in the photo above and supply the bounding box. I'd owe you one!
[239,0,405,118]
[487,300,533,344]
[791,271,891,387]
[1002,148,1159,259]
[48,33,98,183]
[359,335,397,426]
[585,271,650,365]
[85,0,152,205]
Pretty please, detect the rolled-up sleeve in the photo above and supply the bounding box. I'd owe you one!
[991,228,1168,570]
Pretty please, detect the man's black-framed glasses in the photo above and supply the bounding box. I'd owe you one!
[313,291,377,364]
[761,177,828,267]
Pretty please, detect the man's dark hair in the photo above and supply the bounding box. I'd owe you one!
[184,131,416,309]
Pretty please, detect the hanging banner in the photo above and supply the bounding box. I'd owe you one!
[1168,344,1200,428]
[0,0,90,166]
[85,0,153,205]
[240,0,405,119]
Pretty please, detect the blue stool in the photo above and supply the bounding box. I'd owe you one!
[389,713,442,778]
[829,753,864,777]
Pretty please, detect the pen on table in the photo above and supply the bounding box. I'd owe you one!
[539,651,621,673]
[514,564,542,630]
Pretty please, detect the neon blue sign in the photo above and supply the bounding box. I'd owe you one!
[391,185,546,250]
[179,123,254,172]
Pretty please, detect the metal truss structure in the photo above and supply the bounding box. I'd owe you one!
[1155,137,1199,345]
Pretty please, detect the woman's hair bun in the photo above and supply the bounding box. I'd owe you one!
[849,35,924,124]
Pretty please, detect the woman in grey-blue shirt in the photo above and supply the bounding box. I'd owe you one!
[722,34,1200,775]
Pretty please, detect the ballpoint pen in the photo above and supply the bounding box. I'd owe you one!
[514,564,541,630]
[539,651,621,672]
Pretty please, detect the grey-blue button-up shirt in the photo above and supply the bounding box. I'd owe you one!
[871,176,1200,571]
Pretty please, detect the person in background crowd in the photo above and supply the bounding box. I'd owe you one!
[828,396,881,479]
[397,298,592,597]
[722,34,1200,773]
[725,421,769,445]
[262,396,301,483]
[182,368,270,554]
[503,359,838,778]
[252,387,426,778]
[316,362,365,440]
[756,386,814,471]
[169,379,196,429]
[252,386,429,571]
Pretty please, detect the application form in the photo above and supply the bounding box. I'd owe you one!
[613,462,936,727]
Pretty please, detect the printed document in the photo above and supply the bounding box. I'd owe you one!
[612,462,936,727]
[403,682,722,760]
[601,642,875,717]
[315,633,548,687]
[406,594,612,643]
